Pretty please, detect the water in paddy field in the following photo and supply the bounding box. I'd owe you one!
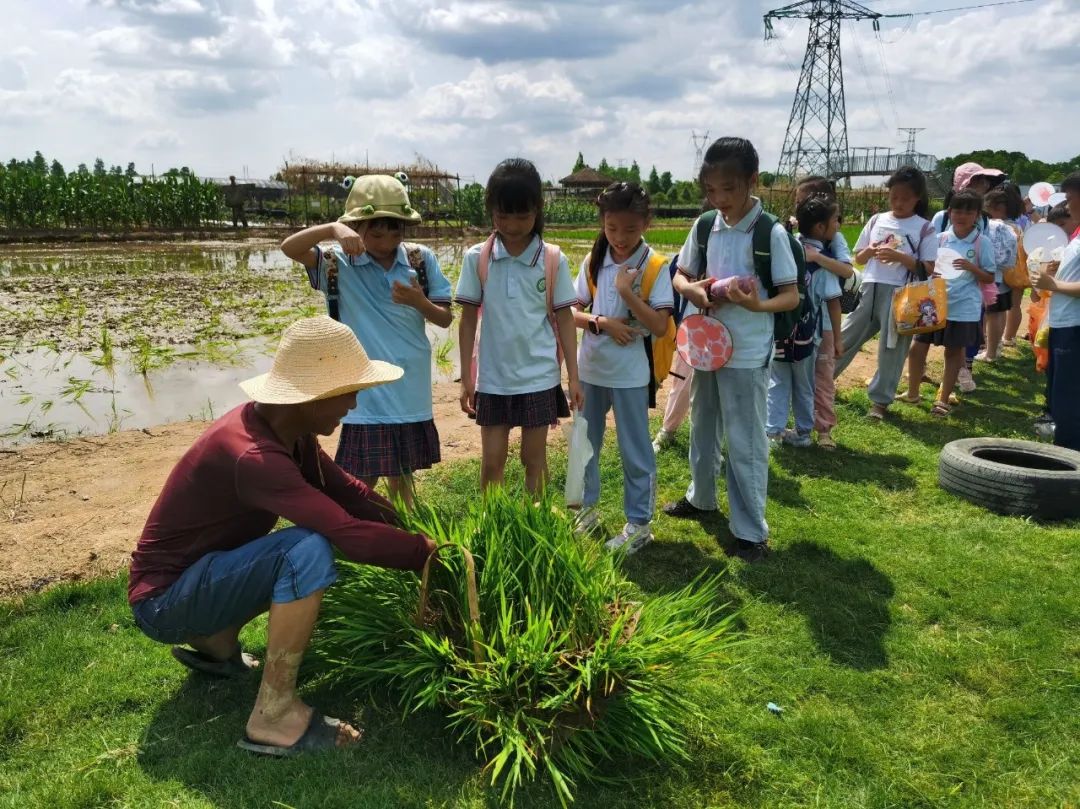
[0,237,595,446]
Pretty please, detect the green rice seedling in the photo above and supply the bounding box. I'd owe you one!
[433,336,455,375]
[60,376,94,403]
[93,325,115,373]
[129,335,174,376]
[313,487,737,807]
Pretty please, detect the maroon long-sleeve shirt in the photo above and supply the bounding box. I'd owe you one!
[129,402,433,605]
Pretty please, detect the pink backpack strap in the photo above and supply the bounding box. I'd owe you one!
[476,232,497,291]
[542,243,564,365]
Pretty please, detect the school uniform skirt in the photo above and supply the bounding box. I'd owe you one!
[475,385,570,428]
[914,320,981,348]
[335,420,441,478]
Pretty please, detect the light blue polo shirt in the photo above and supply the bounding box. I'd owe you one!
[676,199,798,369]
[574,242,674,389]
[1049,235,1080,328]
[455,235,576,395]
[800,237,843,335]
[314,244,452,424]
[937,229,995,322]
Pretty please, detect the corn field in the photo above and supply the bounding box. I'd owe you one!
[1,153,225,230]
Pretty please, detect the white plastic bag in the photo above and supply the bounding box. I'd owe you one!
[561,413,593,508]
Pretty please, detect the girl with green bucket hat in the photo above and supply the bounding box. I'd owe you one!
[282,175,454,509]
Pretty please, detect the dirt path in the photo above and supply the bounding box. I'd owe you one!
[0,353,883,597]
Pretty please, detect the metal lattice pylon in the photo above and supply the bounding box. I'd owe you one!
[766,0,882,182]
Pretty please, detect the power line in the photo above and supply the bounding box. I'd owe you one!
[897,0,1037,16]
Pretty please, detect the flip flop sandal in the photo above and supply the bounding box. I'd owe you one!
[866,404,888,421]
[931,401,951,418]
[171,645,258,679]
[896,391,921,404]
[237,712,358,758]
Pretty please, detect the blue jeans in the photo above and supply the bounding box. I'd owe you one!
[582,382,655,524]
[686,365,770,544]
[767,352,816,435]
[132,527,337,644]
[1049,325,1080,450]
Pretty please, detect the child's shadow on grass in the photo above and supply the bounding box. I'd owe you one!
[773,444,916,491]
[137,674,482,809]
[741,539,894,670]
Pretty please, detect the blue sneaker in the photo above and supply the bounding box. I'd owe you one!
[783,430,812,448]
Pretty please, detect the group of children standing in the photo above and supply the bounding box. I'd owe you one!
[282,143,1080,564]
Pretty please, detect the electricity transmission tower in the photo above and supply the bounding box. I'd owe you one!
[898,127,925,155]
[765,0,883,181]
[690,130,710,177]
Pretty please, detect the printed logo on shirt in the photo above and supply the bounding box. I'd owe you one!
[536,278,547,293]
[966,249,975,259]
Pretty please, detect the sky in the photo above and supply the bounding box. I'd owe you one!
[2,0,1077,185]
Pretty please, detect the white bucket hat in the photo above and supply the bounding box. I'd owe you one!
[240,316,403,404]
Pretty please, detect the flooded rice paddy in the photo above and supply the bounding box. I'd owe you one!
[0,239,592,445]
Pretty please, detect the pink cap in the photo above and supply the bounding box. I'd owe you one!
[953,162,1005,191]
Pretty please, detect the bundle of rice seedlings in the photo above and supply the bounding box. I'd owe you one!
[313,487,737,806]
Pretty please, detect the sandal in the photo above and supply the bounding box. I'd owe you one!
[237,712,360,757]
[171,645,259,678]
[817,433,837,450]
[1002,338,1017,347]
[931,401,951,418]
[896,390,921,404]
[867,404,888,421]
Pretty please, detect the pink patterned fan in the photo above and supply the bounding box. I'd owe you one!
[676,314,734,371]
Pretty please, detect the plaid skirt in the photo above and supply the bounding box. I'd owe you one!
[334,420,441,478]
[914,320,982,348]
[475,386,570,428]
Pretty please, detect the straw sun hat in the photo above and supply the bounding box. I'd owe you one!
[338,174,422,224]
[240,317,403,404]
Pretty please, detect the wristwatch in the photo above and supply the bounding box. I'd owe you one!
[587,315,601,336]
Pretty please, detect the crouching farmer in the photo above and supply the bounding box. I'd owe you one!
[128,316,435,756]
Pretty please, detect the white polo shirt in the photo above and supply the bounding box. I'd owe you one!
[676,199,798,369]
[574,242,674,389]
[455,234,576,395]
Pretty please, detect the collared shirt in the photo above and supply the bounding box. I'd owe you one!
[858,212,938,286]
[1049,234,1080,328]
[312,244,452,424]
[574,242,674,389]
[937,228,996,322]
[676,198,798,369]
[455,234,576,395]
[800,237,843,335]
[129,403,432,605]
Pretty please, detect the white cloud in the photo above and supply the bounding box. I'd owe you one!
[3,0,1077,185]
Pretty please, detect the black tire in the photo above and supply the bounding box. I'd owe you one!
[938,438,1080,521]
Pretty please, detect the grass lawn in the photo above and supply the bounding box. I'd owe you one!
[2,349,1078,807]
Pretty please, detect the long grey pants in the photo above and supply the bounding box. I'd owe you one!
[833,282,912,407]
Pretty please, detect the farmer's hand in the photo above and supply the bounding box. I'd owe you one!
[727,281,761,312]
[567,379,585,412]
[331,222,365,259]
[682,278,713,309]
[459,378,476,416]
[614,265,640,297]
[602,316,636,346]
[392,276,427,309]
[954,258,979,274]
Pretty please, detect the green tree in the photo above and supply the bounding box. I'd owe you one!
[31,151,48,175]
[573,152,586,173]
[659,171,673,193]
[93,158,106,177]
[629,160,641,183]
[598,158,611,176]
[646,165,661,195]
[50,159,65,179]
[760,171,777,188]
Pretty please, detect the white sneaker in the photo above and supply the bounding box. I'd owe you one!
[652,429,674,453]
[973,351,995,363]
[604,522,653,555]
[957,367,977,393]
[573,506,600,536]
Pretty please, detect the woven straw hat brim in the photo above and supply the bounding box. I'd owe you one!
[240,359,403,405]
[338,208,422,224]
